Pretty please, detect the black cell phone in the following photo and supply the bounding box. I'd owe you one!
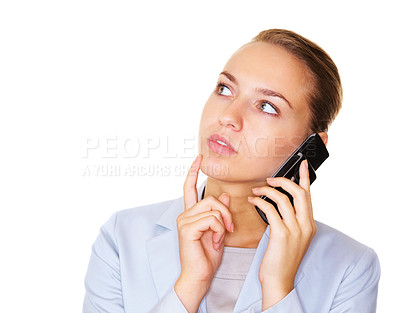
[254,133,329,224]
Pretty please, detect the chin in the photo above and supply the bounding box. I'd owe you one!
[200,155,232,177]
[199,157,262,183]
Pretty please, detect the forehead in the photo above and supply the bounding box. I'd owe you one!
[223,41,313,110]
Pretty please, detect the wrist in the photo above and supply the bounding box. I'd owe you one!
[260,279,294,310]
[174,276,210,313]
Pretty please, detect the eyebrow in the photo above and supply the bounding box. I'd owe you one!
[220,71,293,110]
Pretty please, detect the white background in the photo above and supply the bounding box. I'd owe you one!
[0,0,398,312]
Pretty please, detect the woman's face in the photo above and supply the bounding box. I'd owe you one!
[198,41,315,182]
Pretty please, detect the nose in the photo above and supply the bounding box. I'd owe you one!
[218,98,244,131]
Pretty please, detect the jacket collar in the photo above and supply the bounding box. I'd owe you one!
[147,179,304,313]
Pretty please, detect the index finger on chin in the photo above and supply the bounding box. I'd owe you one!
[183,154,203,210]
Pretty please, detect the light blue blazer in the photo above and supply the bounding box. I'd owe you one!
[83,180,380,313]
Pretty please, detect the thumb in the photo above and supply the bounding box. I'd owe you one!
[218,193,230,208]
[218,193,233,232]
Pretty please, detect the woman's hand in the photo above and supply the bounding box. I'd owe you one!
[174,154,234,313]
[248,159,317,310]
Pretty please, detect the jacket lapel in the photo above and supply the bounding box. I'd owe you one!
[233,226,305,312]
[146,180,207,313]
[146,227,181,300]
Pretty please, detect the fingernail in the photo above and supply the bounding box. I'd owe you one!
[230,223,234,232]
[252,187,258,192]
[304,159,308,169]
[266,177,274,181]
[248,196,254,201]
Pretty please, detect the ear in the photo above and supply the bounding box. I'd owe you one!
[318,131,328,147]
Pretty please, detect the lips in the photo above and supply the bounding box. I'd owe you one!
[207,134,237,156]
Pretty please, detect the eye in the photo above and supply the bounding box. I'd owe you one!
[216,83,232,96]
[260,102,278,116]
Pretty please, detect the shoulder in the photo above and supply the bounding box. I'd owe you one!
[307,220,380,280]
[313,221,376,251]
[302,221,381,309]
[99,195,184,245]
[116,197,177,227]
[313,221,370,254]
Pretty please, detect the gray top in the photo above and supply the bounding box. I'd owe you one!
[206,246,257,313]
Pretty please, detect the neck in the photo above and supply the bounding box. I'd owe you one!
[203,177,268,248]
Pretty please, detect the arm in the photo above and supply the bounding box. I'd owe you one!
[329,247,381,313]
[248,159,381,313]
[149,287,189,313]
[240,247,380,313]
[237,289,304,313]
[83,213,198,313]
[249,159,313,311]
[172,154,233,313]
[83,213,124,313]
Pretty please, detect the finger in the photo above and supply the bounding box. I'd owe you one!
[299,159,311,193]
[263,176,309,212]
[299,159,314,220]
[247,196,285,230]
[262,163,312,224]
[217,193,233,232]
[180,210,225,234]
[179,211,226,246]
[184,194,233,232]
[183,154,202,211]
[186,215,226,250]
[252,185,298,226]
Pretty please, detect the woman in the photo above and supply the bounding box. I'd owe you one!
[83,29,380,313]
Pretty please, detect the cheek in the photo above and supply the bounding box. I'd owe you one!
[250,136,294,165]
[245,136,301,178]
[255,115,309,158]
[273,138,298,160]
[246,125,283,159]
[251,136,274,158]
[247,125,306,162]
